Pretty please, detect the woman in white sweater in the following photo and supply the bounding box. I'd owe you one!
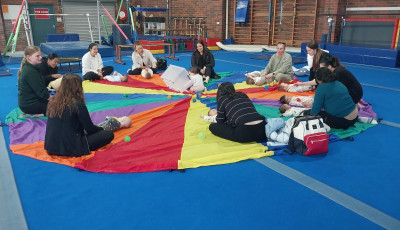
[82,43,114,80]
[127,41,158,75]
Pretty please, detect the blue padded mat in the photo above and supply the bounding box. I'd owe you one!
[46,34,79,42]
[137,34,164,41]
[0,56,23,65]
[0,68,12,76]
[40,41,114,58]
[325,44,400,68]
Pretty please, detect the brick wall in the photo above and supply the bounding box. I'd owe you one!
[0,8,6,50]
[1,0,399,52]
[0,0,63,52]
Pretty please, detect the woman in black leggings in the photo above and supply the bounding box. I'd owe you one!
[45,73,114,156]
[191,40,220,84]
[209,82,267,143]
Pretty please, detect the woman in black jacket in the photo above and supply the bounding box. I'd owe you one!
[191,40,220,84]
[39,52,62,86]
[45,73,114,157]
[320,56,363,104]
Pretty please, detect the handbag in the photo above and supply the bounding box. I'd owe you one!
[288,114,329,155]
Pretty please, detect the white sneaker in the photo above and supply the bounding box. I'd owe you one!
[358,116,378,124]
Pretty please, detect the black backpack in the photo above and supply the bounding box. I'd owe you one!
[157,57,167,70]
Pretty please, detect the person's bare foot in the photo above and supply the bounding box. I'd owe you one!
[204,76,210,84]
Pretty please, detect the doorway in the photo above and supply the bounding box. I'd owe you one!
[29,4,57,46]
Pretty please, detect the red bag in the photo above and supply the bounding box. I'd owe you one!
[288,114,329,155]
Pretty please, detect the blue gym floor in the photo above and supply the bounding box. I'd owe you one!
[0,49,399,230]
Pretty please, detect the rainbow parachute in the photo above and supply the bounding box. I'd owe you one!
[6,73,377,173]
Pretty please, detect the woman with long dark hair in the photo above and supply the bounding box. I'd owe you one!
[297,55,363,105]
[191,40,220,84]
[45,73,114,156]
[306,40,331,81]
[320,56,363,104]
[311,67,358,129]
[209,82,267,143]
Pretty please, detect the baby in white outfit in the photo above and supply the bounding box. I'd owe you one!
[200,109,217,123]
[104,71,128,82]
[141,68,154,79]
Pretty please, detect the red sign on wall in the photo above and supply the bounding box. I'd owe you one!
[34,8,50,19]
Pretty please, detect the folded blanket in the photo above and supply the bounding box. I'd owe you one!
[265,118,285,137]
[266,118,295,146]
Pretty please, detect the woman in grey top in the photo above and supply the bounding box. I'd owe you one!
[261,42,293,82]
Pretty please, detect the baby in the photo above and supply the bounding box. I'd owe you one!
[141,68,153,79]
[245,71,271,85]
[279,95,314,108]
[104,71,128,82]
[185,67,207,92]
[279,104,311,117]
[98,116,132,132]
[279,105,331,131]
[200,108,217,123]
[278,83,313,92]
[48,77,63,91]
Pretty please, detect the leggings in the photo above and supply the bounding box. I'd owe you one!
[83,66,114,80]
[128,67,157,75]
[209,120,267,143]
[196,66,217,78]
[275,73,293,82]
[318,111,357,130]
[20,100,48,115]
[87,129,114,151]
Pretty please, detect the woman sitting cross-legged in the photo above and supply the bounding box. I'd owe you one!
[127,41,158,75]
[45,73,114,157]
[18,46,50,116]
[82,43,114,80]
[310,67,358,130]
[209,82,267,143]
[191,40,220,84]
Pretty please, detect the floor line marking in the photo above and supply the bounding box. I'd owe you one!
[214,59,265,68]
[361,83,400,92]
[0,124,28,230]
[255,157,400,230]
[380,120,400,128]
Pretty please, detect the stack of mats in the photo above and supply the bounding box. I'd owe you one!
[140,40,165,54]
[201,38,221,51]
